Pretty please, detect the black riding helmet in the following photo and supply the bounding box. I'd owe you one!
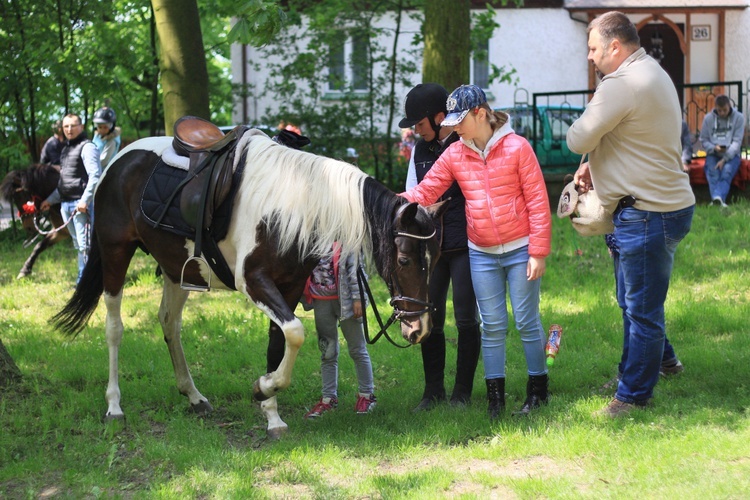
[93,107,117,130]
[398,83,449,137]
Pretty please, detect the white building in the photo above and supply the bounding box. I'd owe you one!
[231,0,750,136]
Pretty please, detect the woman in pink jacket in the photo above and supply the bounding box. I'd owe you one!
[401,84,552,420]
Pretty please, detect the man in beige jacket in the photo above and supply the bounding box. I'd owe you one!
[567,11,695,418]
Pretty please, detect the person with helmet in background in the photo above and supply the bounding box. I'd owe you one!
[400,83,481,411]
[92,106,121,168]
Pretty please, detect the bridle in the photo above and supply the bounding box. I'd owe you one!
[13,187,75,237]
[357,209,436,348]
[388,227,436,320]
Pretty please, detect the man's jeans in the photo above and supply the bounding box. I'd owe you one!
[469,246,547,380]
[614,204,694,404]
[612,253,678,373]
[60,199,92,283]
[704,153,741,203]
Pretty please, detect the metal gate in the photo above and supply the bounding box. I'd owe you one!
[509,80,747,176]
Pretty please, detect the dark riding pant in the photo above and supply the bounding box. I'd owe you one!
[420,248,481,399]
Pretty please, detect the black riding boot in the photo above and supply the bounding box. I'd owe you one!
[413,330,446,412]
[486,378,505,420]
[450,324,481,406]
[513,374,549,416]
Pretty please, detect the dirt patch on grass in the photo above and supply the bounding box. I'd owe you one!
[373,454,581,497]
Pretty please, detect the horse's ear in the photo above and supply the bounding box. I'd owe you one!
[424,199,449,220]
[396,202,419,226]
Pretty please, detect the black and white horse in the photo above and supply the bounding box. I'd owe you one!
[51,130,443,438]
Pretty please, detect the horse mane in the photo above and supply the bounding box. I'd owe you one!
[361,177,407,280]
[238,134,377,261]
[0,169,22,204]
[0,164,59,206]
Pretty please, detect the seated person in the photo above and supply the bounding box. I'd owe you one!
[699,95,746,207]
[681,119,693,172]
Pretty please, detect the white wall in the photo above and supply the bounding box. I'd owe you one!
[690,13,720,82]
[725,8,750,86]
[487,9,590,108]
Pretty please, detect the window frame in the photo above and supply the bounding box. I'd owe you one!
[326,33,370,94]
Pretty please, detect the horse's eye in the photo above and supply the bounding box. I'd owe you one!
[398,257,410,266]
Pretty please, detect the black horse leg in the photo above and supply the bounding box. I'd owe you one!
[266,321,285,373]
[18,234,55,278]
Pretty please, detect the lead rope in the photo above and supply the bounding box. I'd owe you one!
[356,266,411,349]
[33,208,77,236]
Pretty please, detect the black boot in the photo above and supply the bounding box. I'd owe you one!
[450,324,481,406]
[513,374,549,416]
[414,329,446,412]
[486,378,505,420]
[413,387,446,412]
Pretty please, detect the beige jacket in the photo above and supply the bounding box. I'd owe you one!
[566,48,695,213]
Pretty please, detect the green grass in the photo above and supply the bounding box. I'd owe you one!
[1,200,749,498]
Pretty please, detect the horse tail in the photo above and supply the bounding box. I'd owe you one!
[50,229,104,337]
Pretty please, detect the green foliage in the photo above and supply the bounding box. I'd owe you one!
[227,0,287,47]
[1,200,749,496]
[0,0,240,169]
[0,0,162,159]
[243,0,423,188]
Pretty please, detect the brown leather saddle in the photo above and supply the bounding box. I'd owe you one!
[172,116,247,230]
[157,116,250,291]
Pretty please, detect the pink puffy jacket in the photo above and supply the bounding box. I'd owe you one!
[401,132,551,258]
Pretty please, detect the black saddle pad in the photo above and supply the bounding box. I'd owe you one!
[140,157,241,242]
[141,159,194,238]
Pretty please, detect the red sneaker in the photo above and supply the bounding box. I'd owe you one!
[304,397,338,419]
[355,394,377,414]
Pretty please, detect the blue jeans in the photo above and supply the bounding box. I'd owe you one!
[469,246,547,379]
[60,199,92,283]
[612,252,678,372]
[614,204,694,404]
[704,153,741,203]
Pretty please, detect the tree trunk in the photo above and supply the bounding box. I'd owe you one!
[151,0,210,135]
[422,0,470,91]
[0,338,22,388]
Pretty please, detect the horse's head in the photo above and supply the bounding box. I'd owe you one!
[2,164,61,237]
[389,201,447,345]
[0,169,38,237]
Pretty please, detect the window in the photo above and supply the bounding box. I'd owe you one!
[472,39,490,89]
[327,33,369,92]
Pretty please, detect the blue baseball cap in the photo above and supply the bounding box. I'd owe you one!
[442,85,488,126]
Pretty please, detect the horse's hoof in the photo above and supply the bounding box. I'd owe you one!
[253,379,270,402]
[190,400,214,414]
[266,425,288,441]
[16,271,29,279]
[103,412,125,423]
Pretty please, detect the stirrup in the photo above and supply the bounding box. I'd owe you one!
[180,255,211,292]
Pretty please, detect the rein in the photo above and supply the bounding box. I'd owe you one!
[356,266,410,348]
[33,208,77,236]
[357,225,437,349]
